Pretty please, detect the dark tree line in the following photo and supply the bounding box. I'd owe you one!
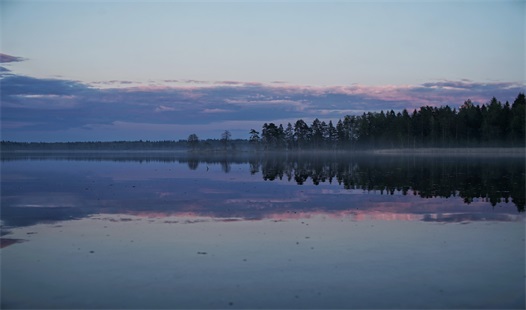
[1,137,244,152]
[251,93,525,150]
[0,140,188,151]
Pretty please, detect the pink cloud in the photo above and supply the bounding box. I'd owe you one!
[89,78,522,111]
[154,105,177,112]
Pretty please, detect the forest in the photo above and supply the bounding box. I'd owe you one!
[250,93,525,150]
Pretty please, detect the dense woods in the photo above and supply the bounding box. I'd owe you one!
[252,93,525,150]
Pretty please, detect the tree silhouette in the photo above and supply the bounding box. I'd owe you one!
[249,129,260,151]
[187,134,199,151]
[221,130,231,150]
[251,93,525,150]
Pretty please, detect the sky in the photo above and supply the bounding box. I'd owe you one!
[1,0,524,142]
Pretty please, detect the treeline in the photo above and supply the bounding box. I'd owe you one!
[0,139,247,152]
[0,140,187,151]
[250,93,525,150]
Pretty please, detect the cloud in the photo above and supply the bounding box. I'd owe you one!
[202,108,230,114]
[224,98,307,110]
[214,80,244,85]
[316,109,366,115]
[1,75,89,97]
[0,53,26,63]
[182,79,209,84]
[1,72,524,142]
[154,105,178,112]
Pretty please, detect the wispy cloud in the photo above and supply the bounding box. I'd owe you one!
[1,70,523,141]
[154,105,178,112]
[0,53,26,63]
[202,108,230,114]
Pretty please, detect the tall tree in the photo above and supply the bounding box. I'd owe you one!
[187,133,199,151]
[311,118,324,148]
[336,119,345,147]
[510,93,525,146]
[221,130,231,150]
[262,123,280,149]
[328,120,338,149]
[294,119,311,149]
[284,123,294,149]
[277,124,286,149]
[249,129,260,150]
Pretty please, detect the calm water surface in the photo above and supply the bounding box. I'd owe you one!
[1,153,525,309]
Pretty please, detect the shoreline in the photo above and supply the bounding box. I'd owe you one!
[1,147,524,158]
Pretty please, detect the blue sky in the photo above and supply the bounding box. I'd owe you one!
[1,0,524,141]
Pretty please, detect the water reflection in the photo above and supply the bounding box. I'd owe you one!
[180,153,524,212]
[2,153,524,309]
[255,154,525,211]
[1,153,524,232]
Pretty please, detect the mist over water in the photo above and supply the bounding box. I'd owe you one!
[1,153,524,309]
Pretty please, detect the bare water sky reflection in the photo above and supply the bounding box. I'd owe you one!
[1,153,524,230]
[1,153,525,309]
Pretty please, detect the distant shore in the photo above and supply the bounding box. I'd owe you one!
[1,147,524,158]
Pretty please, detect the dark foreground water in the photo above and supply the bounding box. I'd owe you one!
[1,153,525,309]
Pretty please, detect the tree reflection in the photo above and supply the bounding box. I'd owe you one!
[187,159,199,170]
[2,153,524,230]
[199,153,524,212]
[220,160,231,173]
[259,155,525,212]
[249,158,260,175]
[4,152,524,212]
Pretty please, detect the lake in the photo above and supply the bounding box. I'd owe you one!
[1,152,525,309]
